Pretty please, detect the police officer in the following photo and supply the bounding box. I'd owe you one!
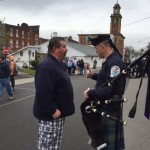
[82,34,126,150]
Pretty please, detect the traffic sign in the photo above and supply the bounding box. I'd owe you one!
[3,47,10,55]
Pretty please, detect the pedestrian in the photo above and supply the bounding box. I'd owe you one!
[93,59,97,69]
[9,56,15,91]
[72,57,77,74]
[0,55,14,101]
[33,37,75,150]
[67,59,72,75]
[82,34,126,150]
[77,59,81,75]
[79,59,85,75]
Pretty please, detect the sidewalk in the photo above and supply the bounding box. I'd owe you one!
[15,72,34,85]
[15,68,101,85]
[15,77,34,85]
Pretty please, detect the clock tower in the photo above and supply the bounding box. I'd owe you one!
[110,2,125,56]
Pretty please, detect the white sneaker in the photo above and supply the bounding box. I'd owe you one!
[8,95,14,100]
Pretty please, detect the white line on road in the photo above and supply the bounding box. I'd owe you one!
[15,87,35,90]
[0,94,35,108]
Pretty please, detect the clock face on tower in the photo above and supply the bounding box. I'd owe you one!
[115,9,118,13]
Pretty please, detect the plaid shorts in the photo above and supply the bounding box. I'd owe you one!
[37,118,65,150]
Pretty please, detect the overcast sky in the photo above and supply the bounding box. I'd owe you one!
[1,0,150,50]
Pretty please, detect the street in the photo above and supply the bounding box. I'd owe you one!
[0,75,149,150]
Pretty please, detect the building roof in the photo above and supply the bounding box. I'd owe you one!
[9,45,40,56]
[67,42,97,56]
[9,41,97,57]
[114,3,121,8]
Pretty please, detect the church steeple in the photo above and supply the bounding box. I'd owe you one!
[110,2,122,34]
[110,2,125,56]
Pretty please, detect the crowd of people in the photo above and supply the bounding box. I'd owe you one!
[65,58,90,75]
[0,55,16,101]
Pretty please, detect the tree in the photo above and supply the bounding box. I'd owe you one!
[30,59,40,69]
[147,42,150,49]
[0,18,6,54]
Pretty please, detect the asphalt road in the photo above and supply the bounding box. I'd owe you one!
[0,75,149,150]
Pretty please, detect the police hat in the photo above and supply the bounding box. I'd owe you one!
[88,34,122,57]
[88,34,111,46]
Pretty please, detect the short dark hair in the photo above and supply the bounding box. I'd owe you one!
[48,37,65,54]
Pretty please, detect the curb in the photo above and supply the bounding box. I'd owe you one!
[15,77,34,85]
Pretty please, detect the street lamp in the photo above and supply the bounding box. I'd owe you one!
[28,49,31,69]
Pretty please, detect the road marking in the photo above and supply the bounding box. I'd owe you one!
[15,87,35,90]
[0,94,35,108]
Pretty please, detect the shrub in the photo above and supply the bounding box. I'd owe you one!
[30,59,40,69]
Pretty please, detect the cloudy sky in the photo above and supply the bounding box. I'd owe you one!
[1,0,150,50]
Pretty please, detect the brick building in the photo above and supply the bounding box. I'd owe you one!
[78,2,125,56]
[0,22,43,51]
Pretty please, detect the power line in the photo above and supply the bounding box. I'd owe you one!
[122,17,150,47]
[122,17,150,27]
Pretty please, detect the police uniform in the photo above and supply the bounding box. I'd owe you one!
[81,34,126,150]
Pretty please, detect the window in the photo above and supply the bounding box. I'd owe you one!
[22,41,24,48]
[113,18,116,23]
[20,51,23,56]
[10,39,13,48]
[81,38,85,45]
[27,32,30,39]
[114,9,119,14]
[35,41,39,45]
[16,29,18,37]
[22,31,24,38]
[10,28,13,36]
[16,40,19,48]
[32,52,34,57]
[35,34,38,40]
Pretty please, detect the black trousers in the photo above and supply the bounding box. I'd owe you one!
[10,75,15,89]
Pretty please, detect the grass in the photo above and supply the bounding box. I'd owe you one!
[19,68,36,75]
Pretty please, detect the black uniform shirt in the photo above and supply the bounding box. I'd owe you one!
[88,52,126,100]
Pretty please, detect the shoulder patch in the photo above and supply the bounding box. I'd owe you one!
[110,65,120,77]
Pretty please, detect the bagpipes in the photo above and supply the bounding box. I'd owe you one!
[80,49,150,149]
[83,97,127,125]
[80,96,127,149]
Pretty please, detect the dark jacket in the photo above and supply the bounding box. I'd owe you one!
[33,55,75,121]
[0,60,10,78]
[88,52,126,100]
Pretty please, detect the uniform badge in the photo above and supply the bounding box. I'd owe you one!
[110,66,120,77]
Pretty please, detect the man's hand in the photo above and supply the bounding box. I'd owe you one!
[86,69,93,78]
[52,109,61,119]
[83,88,91,100]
